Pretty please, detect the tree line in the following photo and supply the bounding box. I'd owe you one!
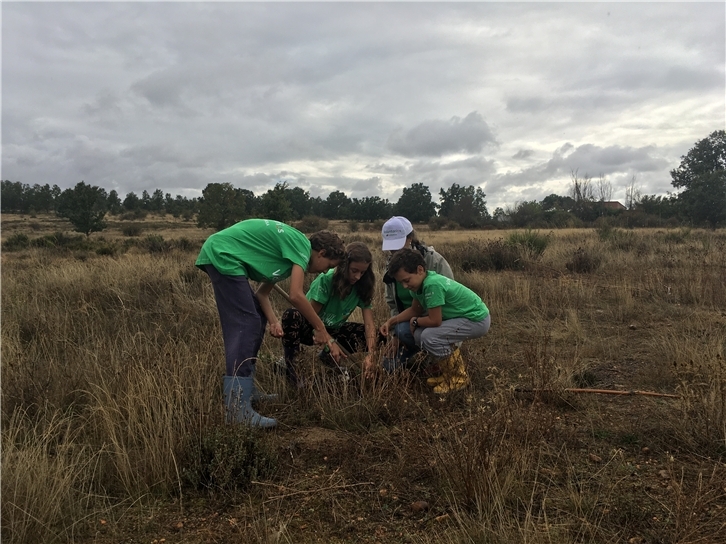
[2,130,724,235]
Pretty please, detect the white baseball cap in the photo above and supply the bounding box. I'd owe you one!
[381,216,413,251]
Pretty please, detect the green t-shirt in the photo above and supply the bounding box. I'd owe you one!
[306,269,372,327]
[411,271,489,322]
[195,219,311,282]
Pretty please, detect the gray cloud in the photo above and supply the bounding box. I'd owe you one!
[386,112,497,157]
[2,2,723,211]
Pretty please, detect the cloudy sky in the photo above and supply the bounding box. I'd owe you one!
[2,2,724,211]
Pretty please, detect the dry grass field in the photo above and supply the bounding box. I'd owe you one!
[2,214,725,544]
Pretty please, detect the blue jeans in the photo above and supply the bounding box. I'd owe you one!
[394,321,419,362]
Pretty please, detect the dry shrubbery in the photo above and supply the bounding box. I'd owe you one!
[2,224,726,543]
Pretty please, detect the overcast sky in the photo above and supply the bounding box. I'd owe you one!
[2,2,724,211]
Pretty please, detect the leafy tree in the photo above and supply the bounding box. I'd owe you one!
[541,193,575,212]
[107,190,123,214]
[197,182,247,231]
[259,183,293,222]
[509,200,544,228]
[322,190,351,219]
[149,189,165,212]
[55,181,108,236]
[286,185,313,220]
[671,130,726,227]
[348,196,393,221]
[636,194,680,220]
[1,181,29,212]
[438,183,489,228]
[123,192,141,210]
[394,182,437,222]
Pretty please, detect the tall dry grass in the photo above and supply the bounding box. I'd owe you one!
[2,225,725,543]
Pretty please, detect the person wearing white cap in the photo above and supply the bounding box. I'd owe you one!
[380,216,455,372]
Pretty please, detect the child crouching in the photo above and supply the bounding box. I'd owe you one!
[379,248,491,393]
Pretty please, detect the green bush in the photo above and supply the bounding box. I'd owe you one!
[142,235,171,253]
[296,215,329,233]
[506,229,550,259]
[447,239,525,272]
[428,216,448,231]
[121,224,143,237]
[2,233,30,251]
[565,247,602,273]
[348,221,359,232]
[181,424,277,492]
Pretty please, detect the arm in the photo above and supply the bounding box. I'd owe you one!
[256,282,284,337]
[412,305,442,330]
[288,264,344,359]
[379,303,421,336]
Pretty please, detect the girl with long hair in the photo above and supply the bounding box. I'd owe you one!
[281,241,383,386]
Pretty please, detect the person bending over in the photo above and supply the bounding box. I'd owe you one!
[196,218,345,427]
[379,248,491,393]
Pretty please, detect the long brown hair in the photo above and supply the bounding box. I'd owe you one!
[332,242,375,304]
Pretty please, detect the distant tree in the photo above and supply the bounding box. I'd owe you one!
[595,174,613,202]
[107,190,123,215]
[636,194,680,220]
[671,130,726,227]
[285,185,313,220]
[394,182,437,223]
[123,192,141,210]
[259,183,293,222]
[509,200,544,228]
[569,170,598,221]
[349,196,393,221]
[322,190,351,219]
[1,181,28,212]
[149,189,165,213]
[624,175,642,211]
[309,196,325,217]
[55,181,108,236]
[197,182,247,231]
[140,190,152,210]
[541,193,575,212]
[439,183,489,228]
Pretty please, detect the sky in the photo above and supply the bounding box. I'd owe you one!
[2,1,724,212]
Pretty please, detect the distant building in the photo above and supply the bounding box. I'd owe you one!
[602,201,626,211]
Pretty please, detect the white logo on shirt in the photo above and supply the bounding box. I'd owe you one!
[272,269,281,277]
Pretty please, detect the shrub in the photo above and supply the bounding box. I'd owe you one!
[296,215,329,233]
[446,239,525,272]
[348,221,359,232]
[2,233,30,251]
[428,216,448,231]
[565,247,602,273]
[143,235,171,253]
[507,230,550,259]
[181,424,277,492]
[121,224,143,237]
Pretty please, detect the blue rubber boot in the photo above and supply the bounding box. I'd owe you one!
[223,376,277,428]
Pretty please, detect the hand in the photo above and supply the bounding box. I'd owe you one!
[363,355,376,379]
[409,317,418,335]
[268,322,284,338]
[379,321,391,337]
[329,342,345,362]
[313,329,330,346]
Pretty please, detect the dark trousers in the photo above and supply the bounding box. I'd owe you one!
[281,308,369,362]
[203,265,266,377]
